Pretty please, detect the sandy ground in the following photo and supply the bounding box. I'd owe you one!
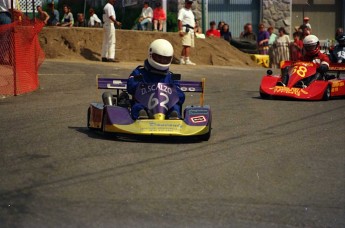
[39,27,258,67]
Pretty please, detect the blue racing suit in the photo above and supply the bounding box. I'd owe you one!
[127,60,185,119]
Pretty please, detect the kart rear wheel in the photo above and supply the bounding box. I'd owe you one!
[322,85,331,101]
[87,107,96,130]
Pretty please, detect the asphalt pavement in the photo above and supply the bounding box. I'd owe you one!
[0,59,344,227]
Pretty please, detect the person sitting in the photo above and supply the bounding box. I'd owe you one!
[153,2,166,31]
[36,5,49,25]
[300,35,330,78]
[88,8,102,27]
[46,2,59,26]
[206,21,220,38]
[137,1,153,31]
[220,23,232,42]
[60,5,74,27]
[330,33,345,63]
[127,39,185,120]
[75,13,87,27]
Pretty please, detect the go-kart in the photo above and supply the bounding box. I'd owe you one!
[259,61,345,100]
[87,75,212,141]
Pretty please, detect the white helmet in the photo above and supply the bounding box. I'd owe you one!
[303,35,320,56]
[148,39,174,71]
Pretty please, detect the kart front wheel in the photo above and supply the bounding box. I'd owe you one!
[199,124,211,141]
[322,85,331,101]
[260,91,272,100]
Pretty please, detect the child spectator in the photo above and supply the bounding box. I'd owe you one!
[220,23,232,42]
[88,8,102,27]
[153,2,166,31]
[289,32,303,61]
[206,21,220,38]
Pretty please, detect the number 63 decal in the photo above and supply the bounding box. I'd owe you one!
[148,93,169,110]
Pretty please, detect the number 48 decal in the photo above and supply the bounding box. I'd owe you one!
[291,65,307,78]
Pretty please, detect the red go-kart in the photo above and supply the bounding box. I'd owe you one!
[259,61,345,100]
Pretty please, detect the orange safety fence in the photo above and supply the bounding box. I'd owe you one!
[0,18,45,96]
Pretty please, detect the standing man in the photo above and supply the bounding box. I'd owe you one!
[178,0,196,65]
[0,0,22,25]
[101,0,121,63]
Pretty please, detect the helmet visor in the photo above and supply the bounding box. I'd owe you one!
[304,44,317,52]
[152,53,172,65]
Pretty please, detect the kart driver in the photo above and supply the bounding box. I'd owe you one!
[127,39,185,120]
[330,33,345,63]
[299,35,330,74]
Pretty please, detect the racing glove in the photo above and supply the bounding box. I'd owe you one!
[317,64,329,73]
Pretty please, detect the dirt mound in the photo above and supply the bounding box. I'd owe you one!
[39,27,258,67]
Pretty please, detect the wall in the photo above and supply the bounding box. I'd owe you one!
[262,0,292,34]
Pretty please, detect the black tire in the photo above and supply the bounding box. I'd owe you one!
[322,85,331,101]
[87,107,96,130]
[199,123,211,141]
[101,109,108,132]
[260,91,272,100]
[230,38,257,50]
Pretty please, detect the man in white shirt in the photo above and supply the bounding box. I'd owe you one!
[88,8,102,27]
[101,0,121,62]
[178,0,196,65]
[0,0,22,25]
[137,1,153,31]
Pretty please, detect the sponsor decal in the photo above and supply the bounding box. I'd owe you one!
[271,86,308,97]
[331,81,345,92]
[188,109,209,115]
[191,115,207,123]
[180,87,196,92]
[329,66,345,71]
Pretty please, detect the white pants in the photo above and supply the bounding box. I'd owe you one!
[101,23,115,59]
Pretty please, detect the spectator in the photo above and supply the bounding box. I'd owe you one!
[273,27,290,68]
[137,1,153,31]
[47,2,59,26]
[36,5,49,25]
[178,0,196,65]
[257,23,269,55]
[242,23,257,41]
[194,20,205,39]
[153,2,166,31]
[268,26,277,67]
[88,8,102,27]
[101,0,121,62]
[335,27,344,44]
[206,21,220,38]
[289,31,303,61]
[239,24,246,38]
[300,24,311,40]
[330,33,345,63]
[302,17,311,30]
[75,13,87,27]
[217,21,225,32]
[0,0,22,25]
[220,23,232,42]
[60,5,74,27]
